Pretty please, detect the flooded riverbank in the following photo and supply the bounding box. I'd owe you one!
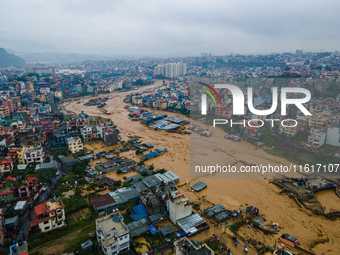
[63,80,340,254]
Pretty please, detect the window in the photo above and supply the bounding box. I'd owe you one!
[124,235,127,239]
[45,226,50,230]
[44,220,49,224]
[119,237,123,241]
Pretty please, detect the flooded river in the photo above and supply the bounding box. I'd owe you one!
[64,80,340,254]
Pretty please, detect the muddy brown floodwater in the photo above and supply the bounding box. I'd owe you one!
[64,80,340,255]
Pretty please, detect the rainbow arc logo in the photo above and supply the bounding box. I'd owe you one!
[198,82,222,106]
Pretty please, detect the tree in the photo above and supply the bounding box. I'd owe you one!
[149,164,154,170]
[155,169,166,174]
[116,169,122,174]
[138,177,143,182]
[75,186,81,196]
[81,159,90,165]
[123,176,127,180]
[123,182,132,187]
[135,149,143,155]
[72,161,86,176]
[114,180,122,187]
[78,179,87,185]
[140,170,148,177]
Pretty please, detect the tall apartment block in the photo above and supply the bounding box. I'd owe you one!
[154,62,187,78]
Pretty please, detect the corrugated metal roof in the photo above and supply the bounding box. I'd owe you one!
[142,175,162,188]
[80,240,93,249]
[140,151,160,160]
[215,212,228,221]
[133,181,149,193]
[148,211,167,224]
[155,171,180,184]
[191,182,207,192]
[14,201,27,210]
[126,218,150,238]
[177,214,206,235]
[90,193,115,209]
[204,204,226,217]
[159,225,175,236]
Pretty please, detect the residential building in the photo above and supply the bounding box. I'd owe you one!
[96,210,130,255]
[307,114,329,130]
[308,130,326,148]
[169,193,192,224]
[8,148,24,166]
[159,100,168,110]
[67,137,83,154]
[326,126,340,146]
[0,157,14,174]
[103,128,118,146]
[279,120,300,138]
[32,197,66,233]
[0,106,9,117]
[23,145,45,164]
[81,125,94,142]
[18,177,38,199]
[54,91,63,99]
[155,62,187,78]
[0,176,16,202]
[9,241,29,255]
[53,133,71,148]
[175,237,215,255]
[2,100,13,113]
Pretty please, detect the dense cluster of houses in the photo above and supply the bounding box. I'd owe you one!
[124,82,191,112]
[91,171,211,255]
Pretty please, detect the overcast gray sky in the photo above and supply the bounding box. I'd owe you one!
[1,0,340,56]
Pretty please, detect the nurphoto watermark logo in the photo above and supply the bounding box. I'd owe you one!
[198,82,311,128]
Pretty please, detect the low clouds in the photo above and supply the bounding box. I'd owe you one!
[1,0,339,56]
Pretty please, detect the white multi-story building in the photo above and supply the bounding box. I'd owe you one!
[154,62,187,78]
[80,125,93,142]
[308,130,326,148]
[67,137,83,154]
[96,210,130,255]
[326,127,340,147]
[23,145,45,164]
[169,193,192,224]
[154,64,165,76]
[33,197,66,233]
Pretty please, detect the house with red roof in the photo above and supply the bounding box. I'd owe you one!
[31,197,66,233]
[0,156,14,174]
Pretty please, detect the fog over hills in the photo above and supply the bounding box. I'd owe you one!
[0,47,26,68]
